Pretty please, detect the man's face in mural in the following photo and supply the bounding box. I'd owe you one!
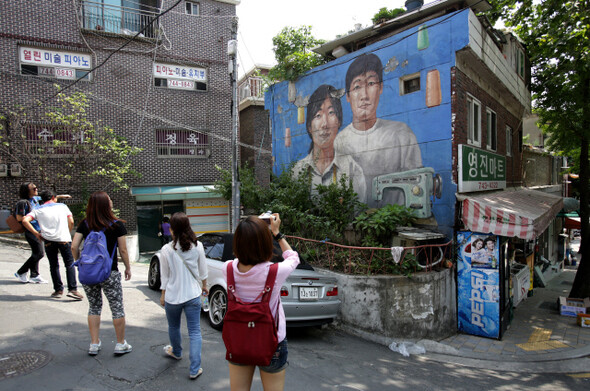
[311,96,340,151]
[346,70,383,131]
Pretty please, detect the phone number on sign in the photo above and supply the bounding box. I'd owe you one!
[478,182,499,190]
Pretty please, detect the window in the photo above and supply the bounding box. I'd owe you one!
[486,109,497,151]
[467,95,481,146]
[81,0,160,39]
[185,1,199,15]
[19,46,92,81]
[399,73,420,95]
[156,129,210,157]
[506,126,513,156]
[23,124,85,156]
[153,63,207,91]
[514,46,525,79]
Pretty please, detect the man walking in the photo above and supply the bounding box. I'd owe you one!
[22,190,83,300]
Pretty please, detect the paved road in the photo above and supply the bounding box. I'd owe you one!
[0,240,588,390]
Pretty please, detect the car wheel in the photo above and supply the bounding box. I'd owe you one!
[148,256,161,291]
[208,287,227,330]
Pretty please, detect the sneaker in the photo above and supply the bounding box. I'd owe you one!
[114,340,132,355]
[30,275,48,284]
[163,345,181,360]
[14,272,29,283]
[189,368,203,380]
[51,290,64,298]
[67,290,84,301]
[88,340,101,356]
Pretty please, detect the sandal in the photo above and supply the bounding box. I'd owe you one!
[163,345,181,360]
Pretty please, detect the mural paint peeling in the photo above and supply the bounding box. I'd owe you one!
[265,10,472,237]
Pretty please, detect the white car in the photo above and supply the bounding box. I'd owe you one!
[148,233,341,330]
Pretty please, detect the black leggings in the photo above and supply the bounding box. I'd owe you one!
[17,230,45,277]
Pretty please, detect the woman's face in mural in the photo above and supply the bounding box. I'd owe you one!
[346,70,383,130]
[310,96,340,151]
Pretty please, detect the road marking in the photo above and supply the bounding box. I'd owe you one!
[516,327,569,351]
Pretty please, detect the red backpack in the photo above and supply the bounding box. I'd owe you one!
[222,262,279,366]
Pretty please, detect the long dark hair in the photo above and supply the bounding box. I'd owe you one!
[18,182,33,199]
[85,191,124,231]
[170,212,198,252]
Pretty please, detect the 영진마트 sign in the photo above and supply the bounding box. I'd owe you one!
[458,144,506,193]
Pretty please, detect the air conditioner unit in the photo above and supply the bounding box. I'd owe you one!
[10,163,22,177]
[0,164,7,177]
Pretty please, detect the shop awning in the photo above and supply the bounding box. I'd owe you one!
[130,185,218,202]
[564,217,581,230]
[457,188,564,240]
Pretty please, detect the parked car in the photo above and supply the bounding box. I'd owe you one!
[148,233,341,330]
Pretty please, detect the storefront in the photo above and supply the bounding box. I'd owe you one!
[130,185,229,252]
[455,188,563,339]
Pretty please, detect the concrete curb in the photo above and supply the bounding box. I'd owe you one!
[334,321,590,372]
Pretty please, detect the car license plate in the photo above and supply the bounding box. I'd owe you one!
[299,287,319,300]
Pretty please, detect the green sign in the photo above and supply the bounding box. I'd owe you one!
[458,145,506,192]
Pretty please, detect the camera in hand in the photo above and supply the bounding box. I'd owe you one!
[258,210,273,225]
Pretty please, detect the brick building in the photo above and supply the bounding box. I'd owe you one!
[0,0,240,255]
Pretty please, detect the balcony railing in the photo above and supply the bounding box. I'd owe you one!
[239,76,265,101]
[79,1,160,39]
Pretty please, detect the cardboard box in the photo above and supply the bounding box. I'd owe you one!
[558,297,590,317]
[578,313,590,328]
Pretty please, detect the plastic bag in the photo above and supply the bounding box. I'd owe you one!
[388,341,426,357]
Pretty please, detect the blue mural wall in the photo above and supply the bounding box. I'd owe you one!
[265,10,472,238]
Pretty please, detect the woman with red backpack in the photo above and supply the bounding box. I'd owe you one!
[223,213,299,391]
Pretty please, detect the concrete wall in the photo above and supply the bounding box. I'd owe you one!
[322,268,457,340]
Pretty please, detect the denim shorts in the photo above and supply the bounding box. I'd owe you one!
[229,339,289,374]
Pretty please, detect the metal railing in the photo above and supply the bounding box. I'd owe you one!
[79,0,160,39]
[239,76,265,100]
[287,235,454,275]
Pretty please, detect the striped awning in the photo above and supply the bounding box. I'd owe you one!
[457,188,563,240]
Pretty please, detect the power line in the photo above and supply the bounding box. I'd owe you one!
[37,0,183,106]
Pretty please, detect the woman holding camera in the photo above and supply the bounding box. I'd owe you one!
[223,213,299,391]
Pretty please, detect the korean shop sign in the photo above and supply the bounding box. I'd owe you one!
[458,144,506,192]
[19,46,92,69]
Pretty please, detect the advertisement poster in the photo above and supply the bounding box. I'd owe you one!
[457,231,500,338]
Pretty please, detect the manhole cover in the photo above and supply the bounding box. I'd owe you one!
[0,350,52,380]
[538,301,558,311]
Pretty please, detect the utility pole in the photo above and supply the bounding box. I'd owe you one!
[228,18,240,232]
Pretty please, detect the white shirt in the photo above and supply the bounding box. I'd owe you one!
[334,118,422,208]
[160,241,208,305]
[26,202,73,242]
[292,152,367,202]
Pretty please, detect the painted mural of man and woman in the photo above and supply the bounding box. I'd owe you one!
[292,53,423,210]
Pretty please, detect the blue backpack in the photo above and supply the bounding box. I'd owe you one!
[74,221,117,285]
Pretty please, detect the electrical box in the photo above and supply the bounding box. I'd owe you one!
[0,164,7,177]
[10,163,22,177]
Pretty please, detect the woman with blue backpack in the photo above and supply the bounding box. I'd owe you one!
[71,191,132,356]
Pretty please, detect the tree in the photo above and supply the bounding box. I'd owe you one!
[485,1,590,298]
[267,26,328,82]
[372,7,406,25]
[0,87,142,194]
